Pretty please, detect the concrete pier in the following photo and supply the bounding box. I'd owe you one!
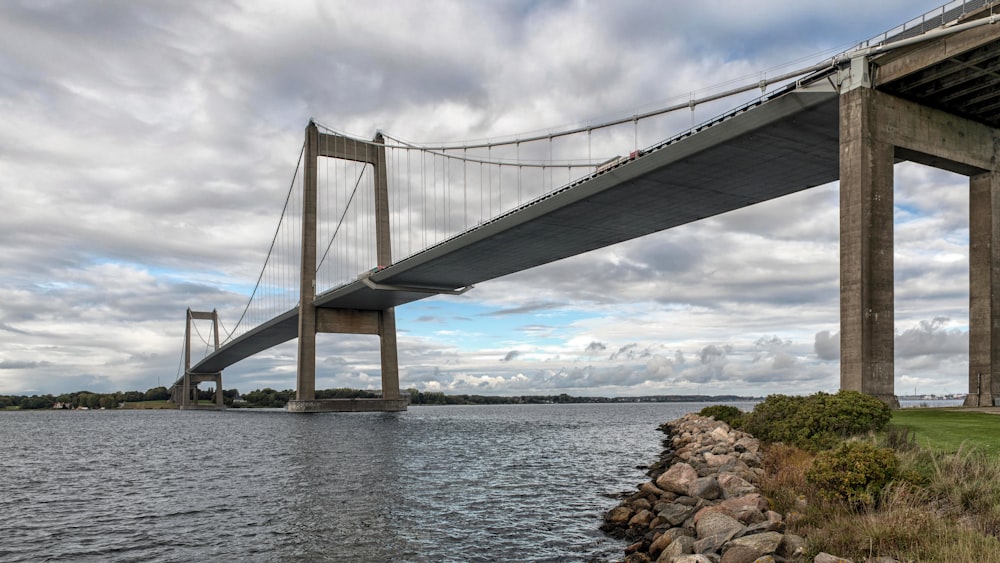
[839,36,1000,406]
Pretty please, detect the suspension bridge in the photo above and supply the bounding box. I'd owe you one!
[173,1,1000,411]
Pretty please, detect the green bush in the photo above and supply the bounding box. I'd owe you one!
[806,441,899,506]
[699,404,745,427]
[742,390,891,451]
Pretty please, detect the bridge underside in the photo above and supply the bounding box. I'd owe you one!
[191,7,1000,408]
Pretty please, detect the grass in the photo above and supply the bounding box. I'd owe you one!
[756,408,1000,561]
[889,408,1000,457]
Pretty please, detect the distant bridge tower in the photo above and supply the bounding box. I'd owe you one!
[837,24,1000,407]
[172,308,225,409]
[286,122,406,413]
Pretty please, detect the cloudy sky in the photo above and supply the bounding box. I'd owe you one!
[0,0,974,398]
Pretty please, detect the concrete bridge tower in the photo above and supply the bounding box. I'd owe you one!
[286,122,406,413]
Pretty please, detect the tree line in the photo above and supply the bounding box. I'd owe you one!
[1,386,755,410]
[0,387,172,410]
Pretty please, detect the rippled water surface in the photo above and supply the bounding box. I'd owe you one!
[0,402,753,562]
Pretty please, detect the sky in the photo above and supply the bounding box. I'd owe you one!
[0,0,976,398]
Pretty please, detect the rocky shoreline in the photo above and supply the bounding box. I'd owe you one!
[601,414,856,563]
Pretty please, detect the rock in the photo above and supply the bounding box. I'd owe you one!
[776,533,806,559]
[659,503,696,527]
[727,531,783,555]
[632,497,653,512]
[640,481,668,499]
[656,535,695,562]
[629,509,655,528]
[734,436,760,455]
[672,555,714,563]
[649,527,695,557]
[743,511,784,534]
[656,462,699,495]
[606,505,634,525]
[717,472,756,498]
[649,532,672,557]
[695,511,744,541]
[626,540,645,554]
[690,475,723,501]
[720,545,764,563]
[814,553,853,563]
[693,533,728,555]
[675,495,700,507]
[718,493,769,524]
[649,515,670,530]
[705,452,735,468]
[624,553,653,563]
[751,557,776,563]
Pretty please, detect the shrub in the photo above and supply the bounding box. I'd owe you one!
[742,390,891,451]
[698,404,744,427]
[806,441,899,506]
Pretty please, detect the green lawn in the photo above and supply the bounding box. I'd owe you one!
[890,408,1000,457]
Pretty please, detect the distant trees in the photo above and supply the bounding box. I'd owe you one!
[1,387,167,410]
[144,387,170,401]
[242,388,294,408]
[0,385,759,411]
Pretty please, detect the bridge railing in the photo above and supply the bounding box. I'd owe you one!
[851,0,997,53]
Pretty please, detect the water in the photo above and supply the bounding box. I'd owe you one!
[899,399,964,408]
[0,402,751,562]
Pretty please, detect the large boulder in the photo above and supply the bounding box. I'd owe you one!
[656,462,699,496]
[690,475,723,501]
[718,493,769,524]
[695,511,744,542]
[656,535,695,562]
[726,531,784,555]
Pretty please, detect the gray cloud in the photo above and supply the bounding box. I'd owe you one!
[896,318,967,359]
[814,331,840,361]
[500,350,521,363]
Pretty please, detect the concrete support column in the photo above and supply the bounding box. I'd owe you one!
[839,87,898,407]
[379,310,400,400]
[966,170,1000,407]
[215,374,224,406]
[373,133,401,401]
[296,122,319,401]
[182,309,192,407]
